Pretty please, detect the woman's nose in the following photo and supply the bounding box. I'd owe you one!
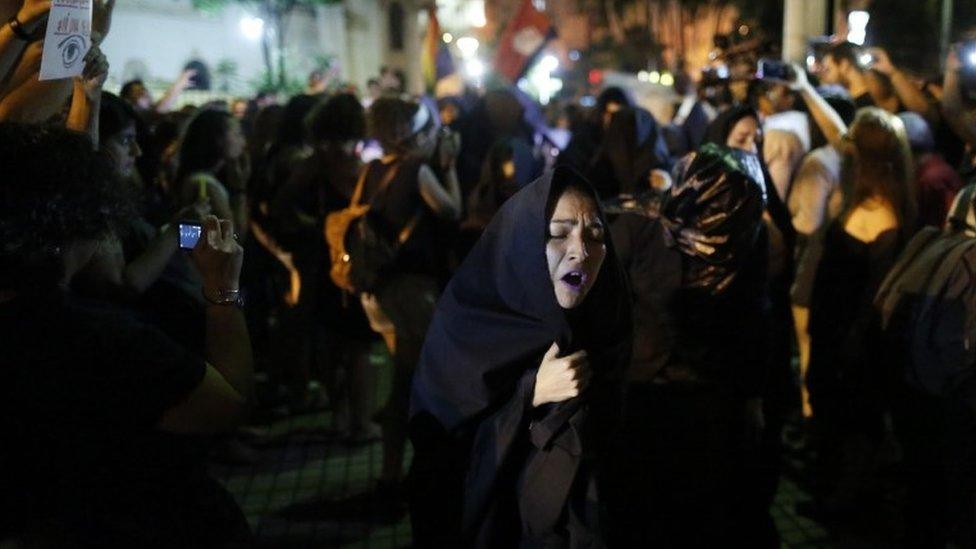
[566,232,589,261]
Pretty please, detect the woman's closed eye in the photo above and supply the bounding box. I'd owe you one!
[549,223,604,241]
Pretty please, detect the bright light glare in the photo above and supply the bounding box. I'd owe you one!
[806,55,816,69]
[539,55,559,72]
[660,72,675,87]
[466,59,485,78]
[968,51,976,66]
[859,53,873,66]
[443,33,454,43]
[638,71,649,82]
[239,16,265,41]
[467,0,487,27]
[456,37,479,58]
[847,10,869,45]
[649,71,661,84]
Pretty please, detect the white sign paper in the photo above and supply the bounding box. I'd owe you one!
[38,0,92,81]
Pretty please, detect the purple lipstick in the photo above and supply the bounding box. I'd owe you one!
[560,271,586,291]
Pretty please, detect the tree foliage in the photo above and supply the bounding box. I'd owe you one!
[188,0,341,90]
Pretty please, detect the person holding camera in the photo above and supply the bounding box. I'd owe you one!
[70,92,216,357]
[0,123,254,546]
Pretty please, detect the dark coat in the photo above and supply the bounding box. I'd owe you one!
[410,166,631,548]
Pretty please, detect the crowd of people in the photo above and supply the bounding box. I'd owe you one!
[2,0,976,546]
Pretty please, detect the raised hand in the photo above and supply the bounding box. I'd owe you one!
[16,0,51,24]
[869,47,895,75]
[78,41,108,100]
[788,62,810,92]
[191,215,244,295]
[91,0,115,44]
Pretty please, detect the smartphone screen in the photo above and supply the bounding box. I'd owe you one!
[757,59,790,81]
[179,222,203,250]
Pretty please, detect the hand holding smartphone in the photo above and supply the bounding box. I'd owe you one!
[756,58,793,82]
[178,222,203,250]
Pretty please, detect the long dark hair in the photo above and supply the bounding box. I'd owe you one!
[274,93,320,148]
[841,107,917,239]
[368,96,416,154]
[99,92,140,144]
[175,109,234,184]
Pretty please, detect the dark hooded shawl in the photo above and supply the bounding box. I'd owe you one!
[587,107,670,198]
[611,143,768,393]
[701,105,797,281]
[663,142,767,295]
[701,106,798,408]
[411,165,631,546]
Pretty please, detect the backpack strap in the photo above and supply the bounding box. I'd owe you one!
[351,160,401,207]
[875,227,942,325]
[349,165,370,207]
[948,183,976,231]
[397,208,424,245]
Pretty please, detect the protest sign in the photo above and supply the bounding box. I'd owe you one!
[39,0,92,81]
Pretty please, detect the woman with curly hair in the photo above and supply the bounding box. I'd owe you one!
[0,123,254,546]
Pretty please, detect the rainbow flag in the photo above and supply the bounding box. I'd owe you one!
[422,6,456,92]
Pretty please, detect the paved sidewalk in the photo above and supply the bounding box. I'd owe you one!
[212,352,837,548]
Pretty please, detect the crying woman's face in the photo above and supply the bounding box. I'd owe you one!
[546,188,606,309]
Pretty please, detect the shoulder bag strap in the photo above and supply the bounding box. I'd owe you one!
[349,163,371,207]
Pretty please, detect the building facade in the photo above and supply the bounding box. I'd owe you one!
[101,0,425,96]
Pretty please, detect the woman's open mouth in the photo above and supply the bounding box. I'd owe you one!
[560,271,586,291]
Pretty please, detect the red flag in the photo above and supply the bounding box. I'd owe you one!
[493,0,555,83]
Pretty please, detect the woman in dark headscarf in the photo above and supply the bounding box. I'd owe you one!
[608,142,770,546]
[409,166,631,547]
[456,89,542,197]
[587,107,670,198]
[560,87,636,174]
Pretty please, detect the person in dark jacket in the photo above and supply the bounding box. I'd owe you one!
[608,143,769,546]
[701,106,799,547]
[409,166,631,547]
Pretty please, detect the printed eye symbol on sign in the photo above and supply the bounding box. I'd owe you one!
[58,34,86,69]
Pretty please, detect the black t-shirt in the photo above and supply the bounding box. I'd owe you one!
[362,157,439,277]
[0,292,248,545]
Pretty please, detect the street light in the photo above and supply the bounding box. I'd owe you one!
[239,16,264,41]
[466,59,486,78]
[443,33,454,44]
[539,55,559,72]
[456,37,479,58]
[848,10,869,46]
[467,0,487,28]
